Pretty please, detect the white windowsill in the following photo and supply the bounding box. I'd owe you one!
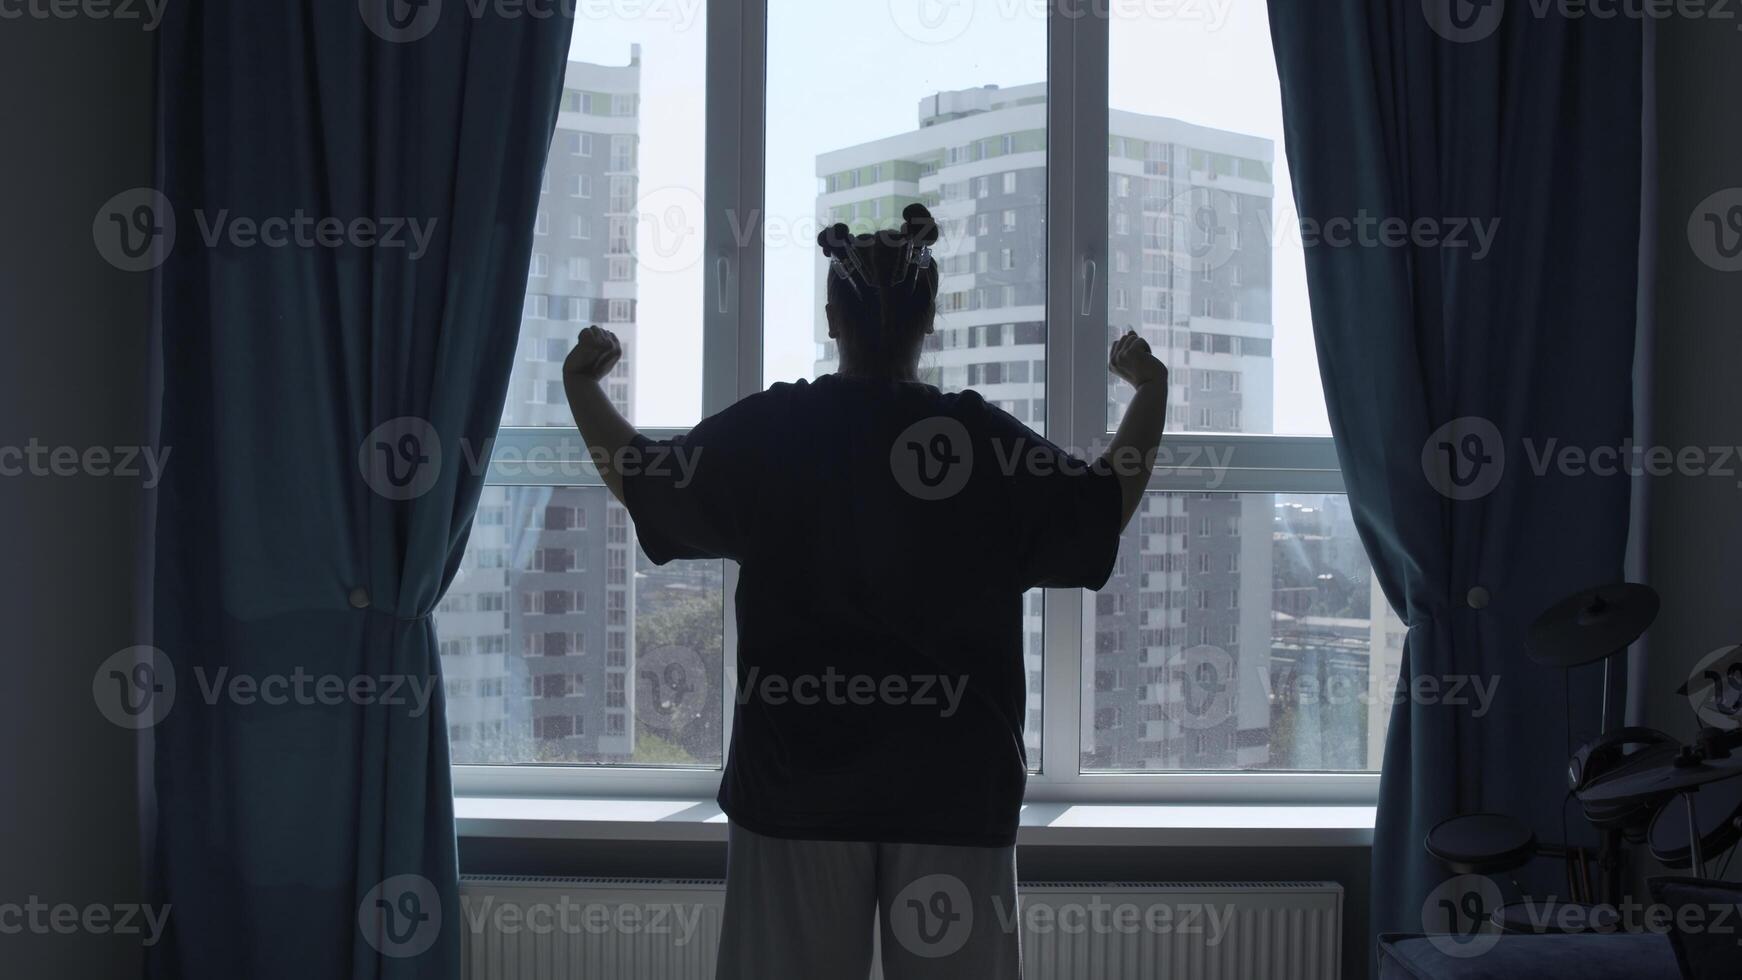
[455,797,1376,848]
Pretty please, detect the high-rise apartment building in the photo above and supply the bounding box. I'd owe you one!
[437,50,645,764]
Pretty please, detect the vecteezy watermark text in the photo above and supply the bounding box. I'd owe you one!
[1521,438,1742,485]
[461,896,707,945]
[891,420,1237,501]
[889,0,1237,46]
[0,0,167,29]
[360,424,705,501]
[191,210,437,259]
[361,0,704,43]
[93,188,439,271]
[0,441,171,487]
[992,896,1236,943]
[94,646,442,730]
[1421,416,1742,500]
[738,666,970,718]
[0,898,171,945]
[190,667,440,717]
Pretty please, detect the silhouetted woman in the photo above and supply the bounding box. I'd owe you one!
[564,203,1169,979]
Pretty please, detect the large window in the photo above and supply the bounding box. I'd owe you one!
[444,1,1401,803]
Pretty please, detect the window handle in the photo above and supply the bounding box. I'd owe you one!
[716,257,730,315]
[1080,257,1098,317]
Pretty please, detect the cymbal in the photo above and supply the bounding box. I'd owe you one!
[1527,583,1660,668]
[1578,743,1742,806]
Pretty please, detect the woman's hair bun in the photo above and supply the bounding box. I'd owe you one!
[817,221,855,258]
[900,203,939,247]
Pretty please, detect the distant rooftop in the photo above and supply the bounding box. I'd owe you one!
[918,82,1048,127]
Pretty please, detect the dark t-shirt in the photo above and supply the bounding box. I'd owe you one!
[620,374,1122,847]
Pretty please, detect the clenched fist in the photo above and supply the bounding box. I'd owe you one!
[1109,329,1168,389]
[564,325,623,384]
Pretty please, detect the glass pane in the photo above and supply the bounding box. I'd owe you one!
[764,0,1049,762]
[1105,5,1329,435]
[510,15,708,428]
[1082,492,1404,771]
[437,486,725,766]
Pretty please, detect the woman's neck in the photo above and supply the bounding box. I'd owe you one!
[836,359,919,383]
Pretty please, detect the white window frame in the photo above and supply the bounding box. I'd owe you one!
[454,0,1369,807]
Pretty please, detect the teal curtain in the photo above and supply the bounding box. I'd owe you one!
[1265,2,1642,971]
[148,3,574,977]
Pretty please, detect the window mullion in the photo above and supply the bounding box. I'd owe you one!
[734,0,767,402]
[1038,2,1109,788]
[704,0,753,416]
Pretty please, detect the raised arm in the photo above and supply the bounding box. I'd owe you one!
[562,325,637,503]
[1102,330,1170,531]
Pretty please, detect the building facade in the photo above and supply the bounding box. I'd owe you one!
[436,51,645,765]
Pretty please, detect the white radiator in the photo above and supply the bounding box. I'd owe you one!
[458,876,1343,980]
[1016,882,1343,980]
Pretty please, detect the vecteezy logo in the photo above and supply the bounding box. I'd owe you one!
[359,0,442,43]
[889,0,975,45]
[1421,873,1502,958]
[1421,416,1504,501]
[636,645,709,736]
[630,185,706,275]
[358,416,442,501]
[889,873,973,958]
[1422,0,1504,43]
[1682,644,1742,731]
[359,874,442,958]
[1688,188,1742,273]
[1175,645,1234,731]
[890,416,972,501]
[92,188,176,272]
[93,646,177,730]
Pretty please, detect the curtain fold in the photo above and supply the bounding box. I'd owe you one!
[1265,2,1642,969]
[149,4,574,977]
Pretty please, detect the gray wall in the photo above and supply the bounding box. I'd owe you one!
[1635,15,1742,888]
[0,13,156,980]
[1641,22,1742,745]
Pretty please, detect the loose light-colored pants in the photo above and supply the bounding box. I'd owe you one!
[715,823,1022,980]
